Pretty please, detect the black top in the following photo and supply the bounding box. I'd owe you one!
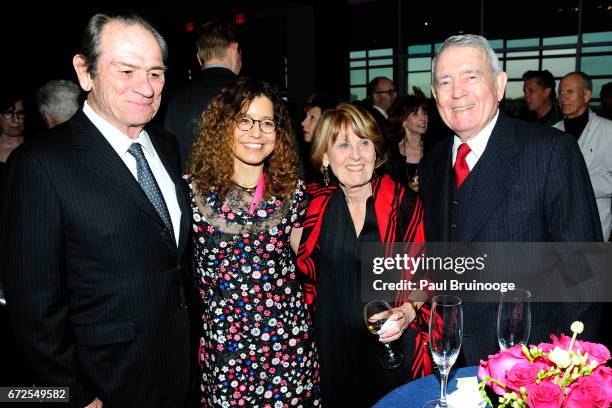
[538,106,562,126]
[563,109,589,140]
[384,142,419,185]
[315,189,415,407]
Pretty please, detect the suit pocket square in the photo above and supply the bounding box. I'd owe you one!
[74,321,136,346]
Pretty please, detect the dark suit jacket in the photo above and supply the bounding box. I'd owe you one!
[1,111,195,407]
[356,98,390,143]
[420,112,603,365]
[164,67,237,172]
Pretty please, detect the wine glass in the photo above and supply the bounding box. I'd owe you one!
[424,295,463,408]
[363,300,404,370]
[497,289,531,350]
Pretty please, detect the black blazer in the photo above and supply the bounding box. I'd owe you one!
[1,111,194,407]
[164,67,237,172]
[420,112,603,364]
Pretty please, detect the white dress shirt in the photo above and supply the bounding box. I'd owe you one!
[83,101,181,246]
[452,110,500,170]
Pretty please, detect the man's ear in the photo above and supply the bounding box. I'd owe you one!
[583,88,592,104]
[73,54,92,92]
[41,111,55,129]
[495,71,508,102]
[229,42,242,74]
[431,85,438,103]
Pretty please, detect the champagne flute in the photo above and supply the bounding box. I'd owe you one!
[363,300,404,370]
[424,295,463,408]
[497,289,531,350]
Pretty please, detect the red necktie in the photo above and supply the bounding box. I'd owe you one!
[454,143,471,188]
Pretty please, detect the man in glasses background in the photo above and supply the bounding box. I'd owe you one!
[369,76,397,118]
[358,76,397,142]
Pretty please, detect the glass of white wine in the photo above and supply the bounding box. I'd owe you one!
[424,295,463,408]
[363,299,404,370]
[497,289,531,350]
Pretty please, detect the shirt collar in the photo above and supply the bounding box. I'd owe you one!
[452,109,499,161]
[373,104,388,119]
[82,100,153,156]
[202,63,230,70]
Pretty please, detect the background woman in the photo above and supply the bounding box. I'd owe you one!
[385,96,429,191]
[296,104,433,407]
[189,77,319,407]
[0,91,26,165]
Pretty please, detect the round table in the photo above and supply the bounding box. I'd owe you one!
[373,366,479,408]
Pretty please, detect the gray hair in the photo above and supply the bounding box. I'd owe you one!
[79,12,168,77]
[36,80,81,123]
[432,34,501,85]
[562,71,593,92]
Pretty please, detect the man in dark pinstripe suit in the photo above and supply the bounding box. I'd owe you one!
[420,34,603,366]
[1,13,195,407]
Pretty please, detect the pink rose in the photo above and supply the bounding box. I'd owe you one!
[505,361,547,392]
[537,342,555,354]
[580,341,611,365]
[526,381,563,408]
[478,345,526,395]
[562,376,609,408]
[589,366,612,403]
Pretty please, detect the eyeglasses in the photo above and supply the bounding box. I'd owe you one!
[374,88,397,95]
[1,111,26,120]
[236,116,277,134]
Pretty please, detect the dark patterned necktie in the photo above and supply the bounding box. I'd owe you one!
[127,143,175,240]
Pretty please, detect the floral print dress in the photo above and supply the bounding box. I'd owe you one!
[190,181,320,408]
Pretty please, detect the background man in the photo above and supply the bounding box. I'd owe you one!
[164,20,241,171]
[1,13,194,407]
[36,79,81,128]
[420,34,602,365]
[554,71,612,240]
[358,76,397,140]
[522,69,561,125]
[368,76,397,119]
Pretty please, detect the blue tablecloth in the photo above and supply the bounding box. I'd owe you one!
[373,366,479,408]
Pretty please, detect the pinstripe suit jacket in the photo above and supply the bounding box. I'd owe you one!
[420,112,603,365]
[1,111,194,407]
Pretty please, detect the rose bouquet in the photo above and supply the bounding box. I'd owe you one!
[478,322,612,407]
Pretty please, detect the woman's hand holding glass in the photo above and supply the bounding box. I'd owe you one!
[377,302,418,342]
[364,300,405,369]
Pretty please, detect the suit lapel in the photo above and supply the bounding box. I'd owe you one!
[148,127,191,256]
[459,113,519,241]
[70,111,165,228]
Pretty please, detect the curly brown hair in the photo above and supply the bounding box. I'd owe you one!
[189,77,299,201]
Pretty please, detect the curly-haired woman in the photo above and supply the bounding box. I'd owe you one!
[189,77,319,407]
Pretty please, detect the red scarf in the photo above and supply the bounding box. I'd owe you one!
[297,174,435,378]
